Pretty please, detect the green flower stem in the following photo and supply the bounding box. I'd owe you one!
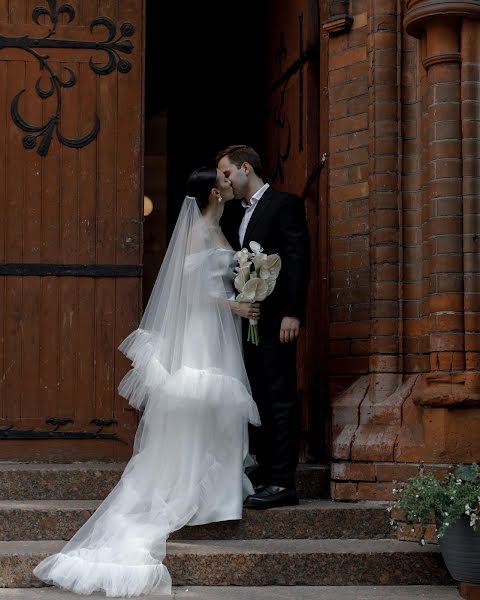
[248,323,259,346]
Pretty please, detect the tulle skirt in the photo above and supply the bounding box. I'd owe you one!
[33,329,260,597]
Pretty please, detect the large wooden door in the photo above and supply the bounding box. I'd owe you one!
[265,0,329,461]
[0,0,144,461]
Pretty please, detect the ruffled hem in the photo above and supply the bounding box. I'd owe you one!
[118,329,168,410]
[118,328,260,426]
[33,551,172,598]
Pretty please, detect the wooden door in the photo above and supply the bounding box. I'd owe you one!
[0,0,144,461]
[265,0,329,461]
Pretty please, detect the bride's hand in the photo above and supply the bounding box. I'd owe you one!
[230,301,261,320]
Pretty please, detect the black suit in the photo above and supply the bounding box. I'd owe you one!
[221,186,311,487]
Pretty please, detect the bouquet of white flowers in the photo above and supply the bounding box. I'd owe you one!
[234,241,282,345]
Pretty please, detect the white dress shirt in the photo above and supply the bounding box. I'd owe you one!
[239,183,270,247]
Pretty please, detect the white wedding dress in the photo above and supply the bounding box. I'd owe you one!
[33,197,260,597]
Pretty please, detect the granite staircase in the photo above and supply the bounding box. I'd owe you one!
[0,462,453,593]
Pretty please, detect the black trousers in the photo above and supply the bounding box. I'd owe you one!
[244,320,300,488]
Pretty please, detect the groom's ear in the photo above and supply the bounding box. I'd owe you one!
[242,161,250,175]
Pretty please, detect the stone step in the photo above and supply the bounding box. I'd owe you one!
[0,586,461,599]
[0,462,329,501]
[0,499,394,541]
[0,539,451,588]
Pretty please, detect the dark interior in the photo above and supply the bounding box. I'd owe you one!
[145,1,268,226]
[143,1,268,302]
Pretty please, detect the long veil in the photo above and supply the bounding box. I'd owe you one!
[33,197,260,597]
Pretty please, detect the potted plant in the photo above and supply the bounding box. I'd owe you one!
[390,464,480,584]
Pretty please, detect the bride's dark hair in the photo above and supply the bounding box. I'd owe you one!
[186,167,217,211]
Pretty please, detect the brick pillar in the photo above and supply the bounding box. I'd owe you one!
[399,1,480,462]
[424,20,464,374]
[349,0,403,462]
[330,0,409,501]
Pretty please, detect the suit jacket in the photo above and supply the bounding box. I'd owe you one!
[220,186,311,329]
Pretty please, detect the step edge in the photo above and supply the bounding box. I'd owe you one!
[0,538,441,554]
[0,499,390,510]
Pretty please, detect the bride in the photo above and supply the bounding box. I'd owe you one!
[33,167,261,597]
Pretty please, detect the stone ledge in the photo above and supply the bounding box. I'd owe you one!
[0,586,462,599]
[0,463,330,501]
[0,500,394,542]
[0,539,451,587]
[322,15,354,35]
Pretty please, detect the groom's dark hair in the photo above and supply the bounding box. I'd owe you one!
[216,145,264,179]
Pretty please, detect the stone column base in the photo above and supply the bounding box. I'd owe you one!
[331,372,480,501]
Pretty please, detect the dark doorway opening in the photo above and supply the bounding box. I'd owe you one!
[143,0,329,472]
[143,1,268,304]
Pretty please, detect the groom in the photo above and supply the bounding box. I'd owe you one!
[217,145,310,509]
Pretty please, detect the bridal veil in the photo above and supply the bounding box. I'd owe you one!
[33,196,260,597]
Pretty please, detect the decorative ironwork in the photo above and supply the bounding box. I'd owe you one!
[46,417,73,429]
[0,416,126,443]
[32,0,75,34]
[90,418,118,432]
[0,263,143,277]
[1,0,135,156]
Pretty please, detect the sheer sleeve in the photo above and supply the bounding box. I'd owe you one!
[118,196,258,422]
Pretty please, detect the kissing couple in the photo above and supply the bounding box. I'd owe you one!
[33,144,311,597]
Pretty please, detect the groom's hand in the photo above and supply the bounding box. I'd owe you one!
[280,317,300,343]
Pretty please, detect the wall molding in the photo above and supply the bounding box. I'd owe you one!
[423,51,462,68]
[405,0,480,38]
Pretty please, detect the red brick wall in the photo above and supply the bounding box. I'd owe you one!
[325,0,480,500]
[328,0,370,398]
[327,0,403,393]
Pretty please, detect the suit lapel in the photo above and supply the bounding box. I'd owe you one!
[243,186,276,247]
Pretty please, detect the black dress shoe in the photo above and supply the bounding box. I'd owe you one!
[243,485,299,510]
